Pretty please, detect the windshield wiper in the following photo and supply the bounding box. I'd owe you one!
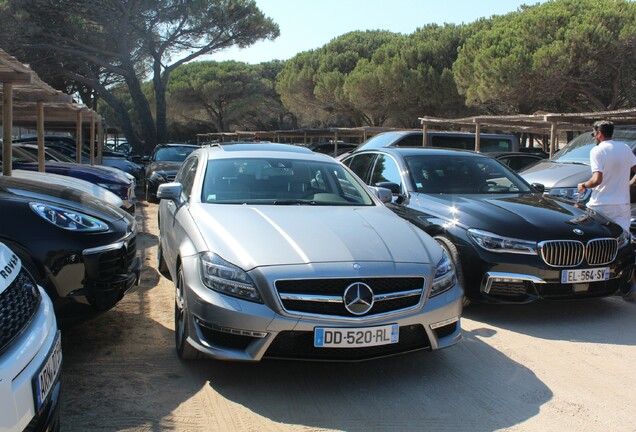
[273,200,317,205]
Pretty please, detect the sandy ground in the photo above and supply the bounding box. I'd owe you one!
[59,199,636,432]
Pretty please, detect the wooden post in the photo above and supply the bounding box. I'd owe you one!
[2,82,12,176]
[475,122,481,152]
[37,101,45,172]
[89,115,95,166]
[97,120,103,165]
[334,131,339,156]
[76,110,83,164]
[422,124,428,146]
[550,122,557,157]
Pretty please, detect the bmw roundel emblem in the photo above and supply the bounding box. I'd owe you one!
[343,282,374,315]
[573,228,584,235]
[353,263,362,270]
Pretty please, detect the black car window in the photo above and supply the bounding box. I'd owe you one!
[178,157,198,201]
[370,154,402,189]
[343,153,376,181]
[153,146,196,162]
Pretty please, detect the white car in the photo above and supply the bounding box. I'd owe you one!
[0,242,62,432]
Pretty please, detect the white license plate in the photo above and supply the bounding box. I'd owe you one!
[33,331,62,412]
[314,324,399,348]
[561,267,610,284]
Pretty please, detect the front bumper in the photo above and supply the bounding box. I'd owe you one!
[0,287,61,432]
[50,230,141,323]
[180,257,463,362]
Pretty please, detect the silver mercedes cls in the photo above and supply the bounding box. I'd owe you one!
[157,143,463,361]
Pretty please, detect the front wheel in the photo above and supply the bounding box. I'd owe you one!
[434,235,470,307]
[174,267,201,360]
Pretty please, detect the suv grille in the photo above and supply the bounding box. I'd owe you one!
[0,270,41,354]
[276,277,425,318]
[94,235,137,279]
[539,238,618,267]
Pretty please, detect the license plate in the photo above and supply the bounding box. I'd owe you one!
[33,331,62,412]
[561,267,610,284]
[314,324,399,348]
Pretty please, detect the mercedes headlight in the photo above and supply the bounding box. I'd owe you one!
[430,250,457,297]
[548,187,591,203]
[468,228,537,255]
[199,252,262,303]
[30,202,109,232]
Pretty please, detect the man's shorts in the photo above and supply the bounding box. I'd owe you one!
[586,203,631,232]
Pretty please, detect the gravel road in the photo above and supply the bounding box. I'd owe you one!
[59,200,636,432]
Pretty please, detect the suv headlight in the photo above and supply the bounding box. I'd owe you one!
[549,187,591,203]
[468,228,537,255]
[430,250,457,297]
[30,202,109,232]
[199,252,262,303]
[150,172,167,182]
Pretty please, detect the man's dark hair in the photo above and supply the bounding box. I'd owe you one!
[593,120,614,138]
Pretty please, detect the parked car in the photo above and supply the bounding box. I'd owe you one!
[0,175,141,325]
[0,241,61,432]
[341,147,635,303]
[157,144,462,361]
[355,130,520,153]
[10,169,124,209]
[14,141,144,182]
[490,151,547,172]
[308,141,358,157]
[519,126,636,205]
[144,143,199,202]
[1,144,136,214]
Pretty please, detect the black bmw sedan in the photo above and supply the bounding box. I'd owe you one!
[0,176,141,325]
[342,147,635,303]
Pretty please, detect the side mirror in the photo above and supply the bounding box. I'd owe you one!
[531,183,545,193]
[374,181,401,194]
[368,186,393,203]
[157,182,183,202]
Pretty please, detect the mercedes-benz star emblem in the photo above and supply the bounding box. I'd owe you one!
[343,282,374,315]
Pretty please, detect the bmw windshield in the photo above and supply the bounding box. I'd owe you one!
[202,157,375,205]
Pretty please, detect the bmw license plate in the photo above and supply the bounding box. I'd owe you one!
[314,324,399,348]
[561,267,610,284]
[33,331,62,412]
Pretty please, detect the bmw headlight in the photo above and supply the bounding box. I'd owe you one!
[199,252,262,303]
[30,202,109,231]
[150,172,167,183]
[430,250,457,297]
[618,230,630,248]
[549,187,591,203]
[468,228,537,255]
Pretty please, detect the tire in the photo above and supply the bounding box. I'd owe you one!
[434,235,470,307]
[157,242,171,280]
[174,267,201,360]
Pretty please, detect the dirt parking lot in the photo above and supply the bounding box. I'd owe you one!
[59,199,636,432]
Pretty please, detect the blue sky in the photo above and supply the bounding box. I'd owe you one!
[210,0,544,64]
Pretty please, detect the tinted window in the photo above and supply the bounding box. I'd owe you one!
[430,136,513,152]
[177,157,198,200]
[344,153,376,181]
[370,154,402,189]
[153,146,197,162]
[553,128,636,163]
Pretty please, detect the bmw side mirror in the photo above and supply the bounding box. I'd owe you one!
[532,183,545,193]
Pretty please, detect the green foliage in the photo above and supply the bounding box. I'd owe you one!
[453,0,636,113]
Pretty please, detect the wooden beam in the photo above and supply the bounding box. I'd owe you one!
[3,82,12,176]
[0,71,33,85]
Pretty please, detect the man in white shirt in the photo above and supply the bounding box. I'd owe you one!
[578,120,636,300]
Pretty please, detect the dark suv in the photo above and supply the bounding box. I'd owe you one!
[519,126,636,228]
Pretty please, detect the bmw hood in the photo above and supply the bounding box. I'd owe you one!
[190,204,441,269]
[412,192,622,240]
[520,160,591,188]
